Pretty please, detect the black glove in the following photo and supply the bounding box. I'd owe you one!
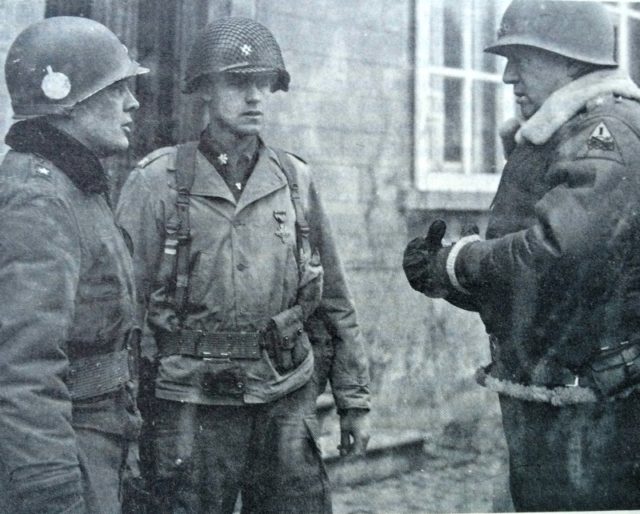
[403,219,452,298]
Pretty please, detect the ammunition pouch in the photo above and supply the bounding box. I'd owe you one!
[586,340,640,397]
[264,306,310,374]
[67,349,131,400]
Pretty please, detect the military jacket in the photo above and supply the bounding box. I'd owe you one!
[0,120,140,507]
[454,70,640,388]
[117,141,370,410]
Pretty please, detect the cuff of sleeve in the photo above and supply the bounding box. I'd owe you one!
[446,235,481,295]
[332,384,371,412]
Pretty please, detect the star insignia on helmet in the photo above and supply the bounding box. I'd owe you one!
[218,153,228,165]
[240,44,253,56]
[35,166,51,176]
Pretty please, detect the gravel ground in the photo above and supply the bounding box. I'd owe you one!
[332,416,512,514]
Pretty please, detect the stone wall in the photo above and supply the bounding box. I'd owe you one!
[253,0,498,428]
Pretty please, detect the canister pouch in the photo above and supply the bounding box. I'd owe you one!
[266,306,309,373]
[588,340,640,397]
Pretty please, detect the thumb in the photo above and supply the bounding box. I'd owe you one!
[425,219,447,250]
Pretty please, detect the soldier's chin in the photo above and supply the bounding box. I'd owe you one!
[99,138,130,157]
[519,103,537,120]
[234,124,262,137]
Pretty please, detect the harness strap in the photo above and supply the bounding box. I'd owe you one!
[172,142,199,317]
[157,330,263,359]
[67,349,130,400]
[272,149,313,275]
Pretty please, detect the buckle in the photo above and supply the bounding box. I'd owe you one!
[600,340,629,352]
[566,375,580,388]
[189,329,207,357]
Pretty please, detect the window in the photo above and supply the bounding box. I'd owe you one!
[413,0,513,207]
[605,2,640,85]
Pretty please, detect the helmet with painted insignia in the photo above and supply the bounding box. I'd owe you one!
[5,16,148,119]
[485,0,617,66]
[183,17,290,94]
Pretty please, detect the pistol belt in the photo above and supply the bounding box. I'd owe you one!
[157,330,263,360]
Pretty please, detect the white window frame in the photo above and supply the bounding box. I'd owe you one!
[413,0,512,204]
[606,2,640,73]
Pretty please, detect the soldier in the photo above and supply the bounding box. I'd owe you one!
[404,0,640,511]
[116,17,370,513]
[0,16,148,513]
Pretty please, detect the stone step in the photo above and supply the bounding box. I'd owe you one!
[315,393,426,486]
[320,429,427,487]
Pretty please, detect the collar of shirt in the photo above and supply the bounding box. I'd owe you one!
[198,127,260,181]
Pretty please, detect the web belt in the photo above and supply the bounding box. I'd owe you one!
[157,330,263,360]
[67,349,131,400]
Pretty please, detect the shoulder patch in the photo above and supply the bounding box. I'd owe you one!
[575,119,624,164]
[135,146,175,169]
[587,122,616,151]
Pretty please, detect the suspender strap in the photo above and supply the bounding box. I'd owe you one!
[67,349,130,400]
[173,142,199,317]
[273,149,313,273]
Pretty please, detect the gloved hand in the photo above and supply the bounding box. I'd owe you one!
[403,219,452,298]
[338,409,371,457]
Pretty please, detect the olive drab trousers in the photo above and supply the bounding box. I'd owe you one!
[148,379,331,514]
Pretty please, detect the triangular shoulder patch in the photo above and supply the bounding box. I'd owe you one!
[587,121,616,151]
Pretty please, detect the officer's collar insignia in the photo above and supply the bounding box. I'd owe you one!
[5,118,109,194]
[240,44,253,56]
[588,122,615,151]
[41,65,71,100]
[217,153,228,165]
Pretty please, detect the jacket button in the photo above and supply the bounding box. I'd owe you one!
[237,263,247,271]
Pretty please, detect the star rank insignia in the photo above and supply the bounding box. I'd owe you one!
[35,166,50,176]
[587,122,616,151]
[240,44,252,56]
[217,153,228,165]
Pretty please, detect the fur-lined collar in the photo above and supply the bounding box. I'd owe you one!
[5,118,109,194]
[503,68,640,147]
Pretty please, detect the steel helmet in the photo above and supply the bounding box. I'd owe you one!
[183,17,290,94]
[485,0,617,66]
[5,16,149,119]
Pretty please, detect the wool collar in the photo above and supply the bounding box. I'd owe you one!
[504,68,640,146]
[5,118,109,194]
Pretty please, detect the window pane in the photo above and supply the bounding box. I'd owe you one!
[428,0,463,68]
[443,4,463,67]
[444,78,463,163]
[472,81,501,174]
[627,17,640,84]
[471,0,511,73]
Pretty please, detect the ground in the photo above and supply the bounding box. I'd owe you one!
[332,415,512,514]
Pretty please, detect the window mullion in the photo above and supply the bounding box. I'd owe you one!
[462,0,474,175]
[618,2,629,73]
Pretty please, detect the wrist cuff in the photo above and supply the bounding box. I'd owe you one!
[445,235,481,295]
